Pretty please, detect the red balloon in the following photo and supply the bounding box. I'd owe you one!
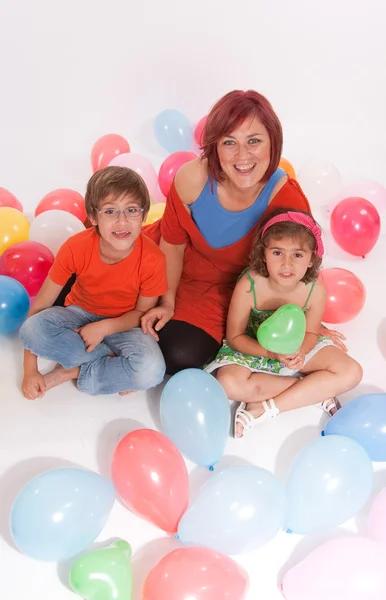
[0,241,54,296]
[111,429,188,533]
[158,151,198,197]
[143,546,249,600]
[0,187,23,212]
[330,196,380,257]
[194,115,208,146]
[91,134,131,173]
[320,268,366,323]
[35,189,86,223]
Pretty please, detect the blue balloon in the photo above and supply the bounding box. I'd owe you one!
[322,393,386,461]
[177,466,286,554]
[154,109,193,153]
[0,275,30,334]
[160,368,230,469]
[285,435,373,535]
[10,468,115,561]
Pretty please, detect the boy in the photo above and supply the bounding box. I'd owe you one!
[20,166,167,398]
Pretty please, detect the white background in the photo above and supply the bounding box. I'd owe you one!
[1,1,386,599]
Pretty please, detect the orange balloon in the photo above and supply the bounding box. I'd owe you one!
[35,189,86,223]
[280,157,296,180]
[320,268,366,323]
[0,207,30,255]
[144,202,166,225]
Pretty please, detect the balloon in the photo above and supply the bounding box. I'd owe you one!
[151,184,166,204]
[297,160,341,207]
[285,435,373,535]
[0,187,23,211]
[70,540,132,600]
[160,368,231,469]
[35,189,86,223]
[111,429,189,533]
[281,537,386,600]
[0,276,30,334]
[368,488,386,545]
[109,153,158,197]
[154,109,193,153]
[29,210,85,255]
[330,179,386,215]
[279,157,296,180]
[177,466,286,554]
[257,304,306,354]
[91,133,131,172]
[0,241,54,297]
[320,268,366,323]
[322,393,386,461]
[10,467,115,562]
[0,207,30,255]
[143,546,249,600]
[158,151,197,197]
[194,115,208,147]
[330,197,380,257]
[144,202,166,225]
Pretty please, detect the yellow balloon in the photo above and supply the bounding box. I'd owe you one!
[0,207,30,255]
[144,202,166,225]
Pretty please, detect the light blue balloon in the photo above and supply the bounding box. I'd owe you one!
[154,109,193,153]
[10,468,115,561]
[177,466,286,554]
[0,275,30,334]
[285,435,373,535]
[160,368,230,469]
[322,393,386,461]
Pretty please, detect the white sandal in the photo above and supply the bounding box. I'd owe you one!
[234,398,280,438]
[318,397,341,416]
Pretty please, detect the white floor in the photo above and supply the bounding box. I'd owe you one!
[1,220,386,600]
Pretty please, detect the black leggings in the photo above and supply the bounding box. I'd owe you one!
[54,276,221,375]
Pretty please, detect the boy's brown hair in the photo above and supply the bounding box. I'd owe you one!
[85,166,151,220]
[249,208,323,284]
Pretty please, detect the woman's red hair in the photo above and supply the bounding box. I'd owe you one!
[201,90,283,183]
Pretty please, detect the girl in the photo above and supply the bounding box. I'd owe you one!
[205,208,363,438]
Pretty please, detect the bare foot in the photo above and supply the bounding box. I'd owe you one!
[43,364,80,392]
[235,402,264,438]
[118,391,135,396]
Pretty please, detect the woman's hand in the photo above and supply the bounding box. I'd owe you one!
[319,325,347,352]
[141,304,175,341]
[75,321,109,352]
[22,370,46,400]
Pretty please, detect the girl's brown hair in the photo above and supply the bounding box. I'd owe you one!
[249,208,322,284]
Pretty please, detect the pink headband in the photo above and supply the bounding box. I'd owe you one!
[261,211,324,257]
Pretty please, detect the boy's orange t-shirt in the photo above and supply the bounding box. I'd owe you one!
[49,228,167,317]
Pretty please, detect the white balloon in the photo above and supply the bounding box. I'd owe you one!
[298,160,342,209]
[29,210,85,255]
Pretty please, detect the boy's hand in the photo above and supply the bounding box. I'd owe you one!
[22,371,46,400]
[141,304,174,341]
[75,321,109,352]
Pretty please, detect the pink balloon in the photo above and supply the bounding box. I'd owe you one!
[281,537,386,600]
[194,115,208,146]
[111,429,189,534]
[330,197,380,257]
[142,546,249,600]
[151,184,166,204]
[91,134,130,172]
[368,488,386,545]
[109,153,158,197]
[320,268,366,323]
[330,180,386,215]
[158,151,198,197]
[0,187,23,212]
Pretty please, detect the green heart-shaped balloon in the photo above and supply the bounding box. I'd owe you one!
[69,540,132,600]
[257,304,306,355]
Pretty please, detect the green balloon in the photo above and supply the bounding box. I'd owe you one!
[257,304,306,355]
[69,540,132,600]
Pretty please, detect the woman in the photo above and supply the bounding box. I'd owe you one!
[141,90,346,374]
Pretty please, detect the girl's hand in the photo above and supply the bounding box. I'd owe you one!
[22,371,46,400]
[268,350,305,370]
[320,325,347,352]
[75,321,109,352]
[141,304,174,341]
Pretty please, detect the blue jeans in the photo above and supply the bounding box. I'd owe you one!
[19,305,166,395]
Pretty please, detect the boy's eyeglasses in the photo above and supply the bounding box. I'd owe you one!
[96,207,144,219]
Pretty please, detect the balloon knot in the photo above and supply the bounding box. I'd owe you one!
[209,465,214,472]
[285,529,293,534]
[174,535,179,540]
[321,430,325,436]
